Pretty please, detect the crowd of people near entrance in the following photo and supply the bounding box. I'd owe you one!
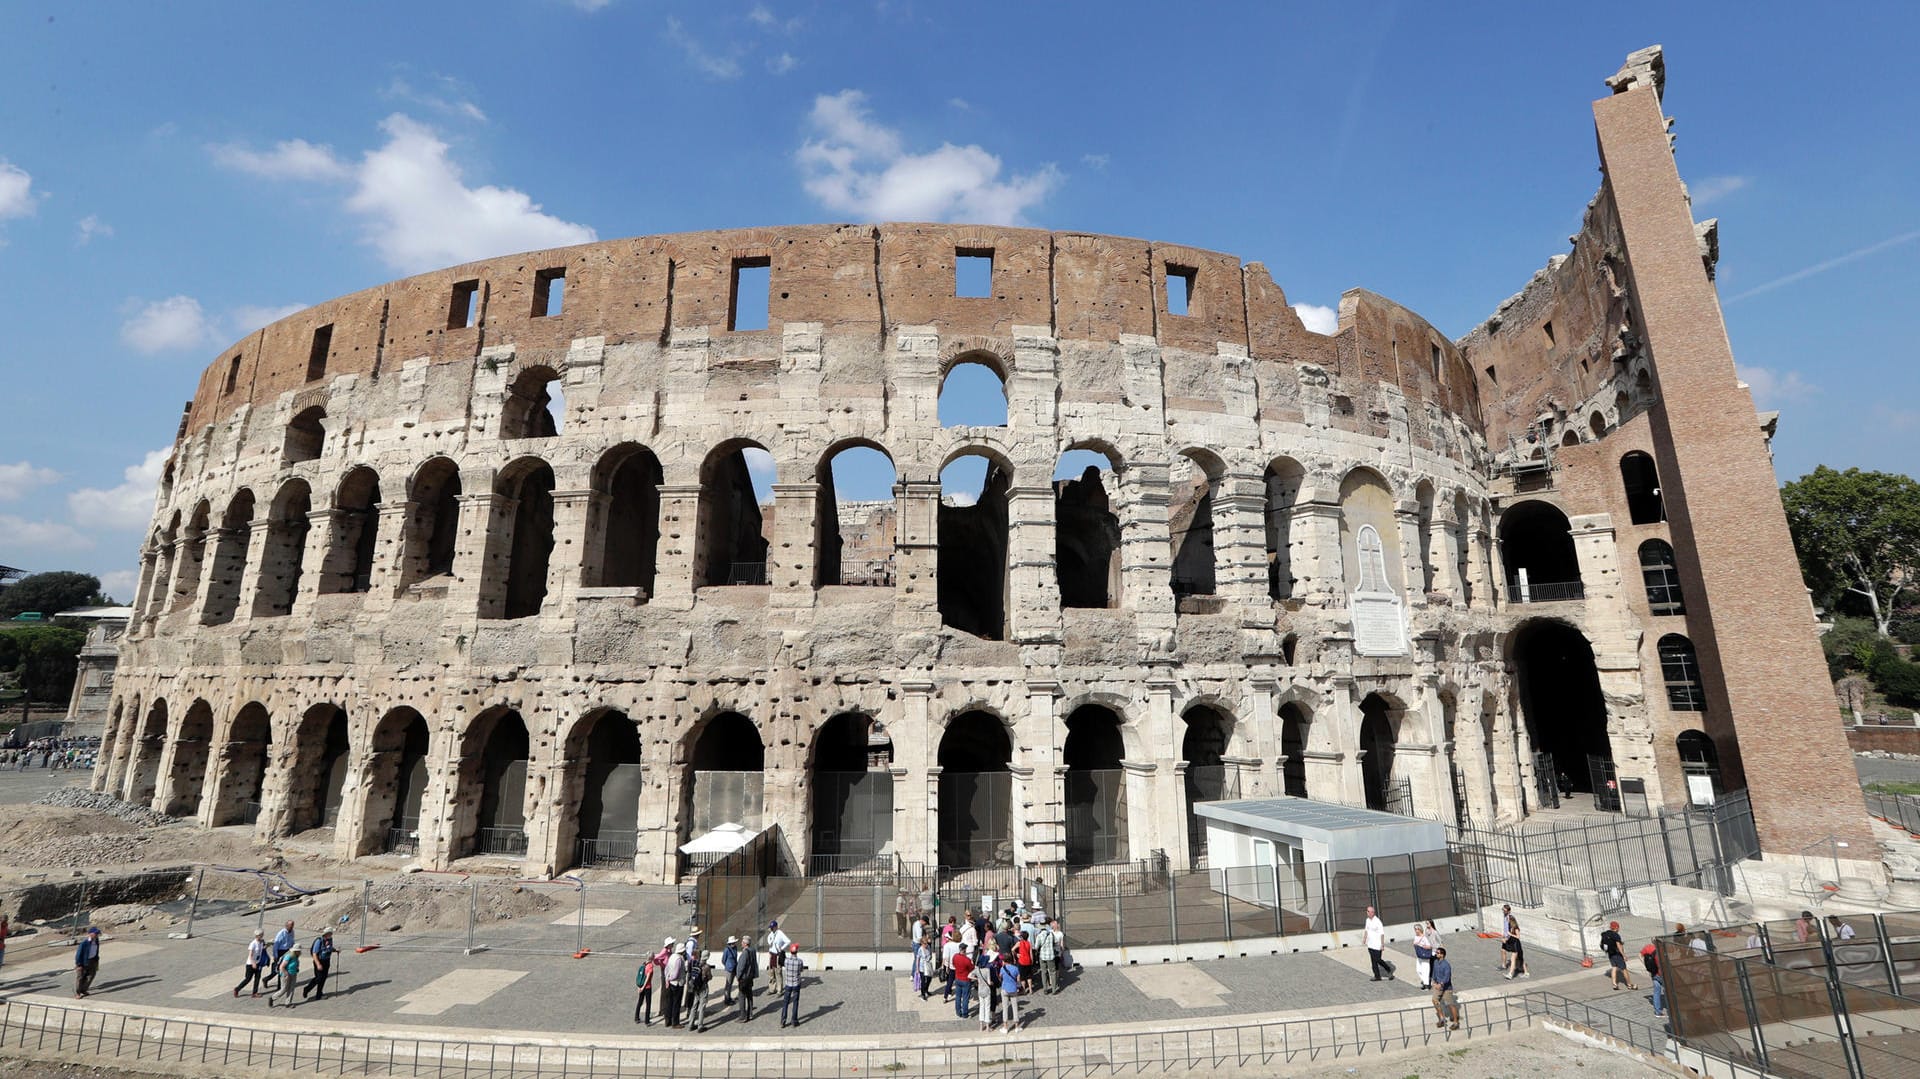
[632,922,803,1030]
[2,736,97,770]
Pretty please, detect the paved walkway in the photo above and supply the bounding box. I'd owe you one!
[0,902,1660,1045]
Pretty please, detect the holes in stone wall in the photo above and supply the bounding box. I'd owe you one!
[501,365,564,439]
[223,354,242,395]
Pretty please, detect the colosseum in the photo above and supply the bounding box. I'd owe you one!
[96,47,1872,884]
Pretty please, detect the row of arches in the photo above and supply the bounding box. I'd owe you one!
[139,436,1498,640]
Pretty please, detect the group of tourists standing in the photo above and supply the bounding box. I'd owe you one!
[229,919,335,1008]
[634,920,809,1030]
[910,904,1068,1034]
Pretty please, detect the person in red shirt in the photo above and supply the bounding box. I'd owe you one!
[950,948,976,1019]
[1016,931,1035,992]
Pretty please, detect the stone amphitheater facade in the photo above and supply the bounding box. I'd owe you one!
[95,49,1874,882]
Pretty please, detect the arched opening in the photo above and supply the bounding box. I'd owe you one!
[1621,452,1665,524]
[1280,633,1299,666]
[590,445,663,593]
[1634,368,1653,400]
[1676,729,1721,802]
[1639,539,1686,615]
[401,457,463,588]
[1590,411,1609,439]
[1498,500,1581,602]
[1614,391,1631,422]
[680,712,765,867]
[161,699,215,818]
[1064,705,1128,866]
[1181,706,1232,866]
[1054,448,1121,608]
[287,704,351,835]
[201,490,255,625]
[694,441,773,587]
[321,467,380,595]
[101,698,128,792]
[938,451,1010,638]
[1279,703,1309,798]
[808,712,894,872]
[1659,634,1707,712]
[1415,481,1437,595]
[1169,450,1222,600]
[815,443,897,587]
[145,514,180,619]
[1358,694,1402,813]
[1338,469,1402,594]
[938,359,1008,427]
[1560,429,1581,448]
[491,458,555,618]
[1511,620,1612,800]
[938,711,1013,867]
[170,502,211,612]
[1265,457,1306,600]
[501,365,564,439]
[566,711,644,869]
[211,703,271,826]
[252,481,310,618]
[284,406,326,465]
[362,707,430,856]
[454,708,530,856]
[126,699,168,807]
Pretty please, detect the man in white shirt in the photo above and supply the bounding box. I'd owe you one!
[1363,906,1395,981]
[765,920,791,972]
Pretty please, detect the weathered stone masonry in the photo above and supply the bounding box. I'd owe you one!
[97,48,1870,882]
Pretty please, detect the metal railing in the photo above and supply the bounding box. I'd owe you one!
[835,559,896,587]
[725,561,768,585]
[1505,576,1585,603]
[1,981,1637,1078]
[474,826,527,856]
[577,831,637,867]
[1867,788,1920,836]
[383,826,419,857]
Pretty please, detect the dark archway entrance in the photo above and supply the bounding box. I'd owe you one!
[288,704,351,835]
[938,454,1010,638]
[681,713,765,864]
[1358,694,1398,812]
[1182,706,1231,866]
[211,703,271,826]
[127,700,169,807]
[809,713,894,872]
[1511,620,1612,800]
[459,709,530,856]
[363,708,430,856]
[1677,729,1721,803]
[569,711,644,868]
[1064,705,1128,866]
[1279,703,1309,798]
[938,711,1012,867]
[162,700,215,818]
[1498,501,1582,602]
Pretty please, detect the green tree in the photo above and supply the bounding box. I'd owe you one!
[0,570,103,620]
[1782,466,1920,639]
[0,624,86,704]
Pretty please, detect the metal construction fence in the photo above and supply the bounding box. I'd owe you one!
[0,989,1662,1078]
[1660,917,1920,1079]
[1867,788,1920,837]
[1448,788,1760,907]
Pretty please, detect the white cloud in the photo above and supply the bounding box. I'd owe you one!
[121,296,216,354]
[0,515,93,552]
[1080,153,1109,170]
[948,97,971,111]
[210,138,350,181]
[0,161,36,221]
[1737,365,1816,407]
[741,447,776,503]
[748,4,802,32]
[1727,228,1920,303]
[68,448,169,532]
[665,17,742,79]
[347,114,596,272]
[0,462,59,502]
[97,568,139,602]
[797,90,1061,225]
[75,214,113,244]
[1690,175,1749,208]
[1293,303,1339,335]
[383,76,488,123]
[229,303,308,335]
[768,52,798,75]
[568,0,612,9]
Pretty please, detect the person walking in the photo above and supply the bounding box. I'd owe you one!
[1430,946,1459,1031]
[634,952,657,1025]
[1412,921,1435,990]
[1363,906,1395,981]
[233,930,269,998]
[1599,921,1637,991]
[1642,942,1664,1019]
[1,913,10,972]
[720,935,741,1007]
[778,942,806,1027]
[302,929,335,1000]
[913,933,935,1001]
[73,926,101,998]
[263,919,296,990]
[734,941,759,1022]
[941,928,962,1001]
[951,942,975,1019]
[1501,907,1530,979]
[268,947,300,1008]
[661,937,685,1029]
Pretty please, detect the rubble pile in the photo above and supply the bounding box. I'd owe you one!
[34,788,175,828]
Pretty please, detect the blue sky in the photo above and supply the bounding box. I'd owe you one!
[1,2,1915,601]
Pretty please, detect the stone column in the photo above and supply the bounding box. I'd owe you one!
[1215,471,1271,616]
[1007,484,1061,645]
[1246,677,1281,797]
[1311,676,1364,805]
[522,739,569,878]
[893,481,941,630]
[1291,502,1344,606]
[362,501,411,613]
[232,519,275,625]
[543,488,596,619]
[1019,680,1064,870]
[1429,496,1463,602]
[449,491,503,617]
[897,681,935,866]
[1143,670,1185,864]
[651,484,702,611]
[769,481,817,608]
[1394,505,1426,605]
[415,743,466,872]
[1120,461,1175,649]
[635,725,683,883]
[292,509,339,614]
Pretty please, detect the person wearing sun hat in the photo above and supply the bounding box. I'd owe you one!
[662,937,685,1028]
[720,935,741,1006]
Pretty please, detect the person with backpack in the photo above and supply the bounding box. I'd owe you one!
[634,952,657,1025]
[940,926,962,1002]
[1643,942,1664,1019]
[233,930,268,998]
[734,940,759,1022]
[719,935,741,1006]
[301,929,335,1000]
[1600,921,1637,991]
[685,951,711,1032]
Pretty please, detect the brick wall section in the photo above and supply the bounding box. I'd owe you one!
[1592,85,1871,853]
[1846,724,1920,756]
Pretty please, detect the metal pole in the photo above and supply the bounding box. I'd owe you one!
[576,881,587,954]
[256,873,268,937]
[466,881,476,953]
[359,880,369,950]
[1733,958,1769,1073]
[1168,862,1179,947]
[1824,966,1867,1079]
[184,867,204,939]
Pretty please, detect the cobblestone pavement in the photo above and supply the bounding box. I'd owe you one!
[0,901,1618,1040]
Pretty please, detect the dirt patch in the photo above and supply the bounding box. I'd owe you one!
[344,878,563,933]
